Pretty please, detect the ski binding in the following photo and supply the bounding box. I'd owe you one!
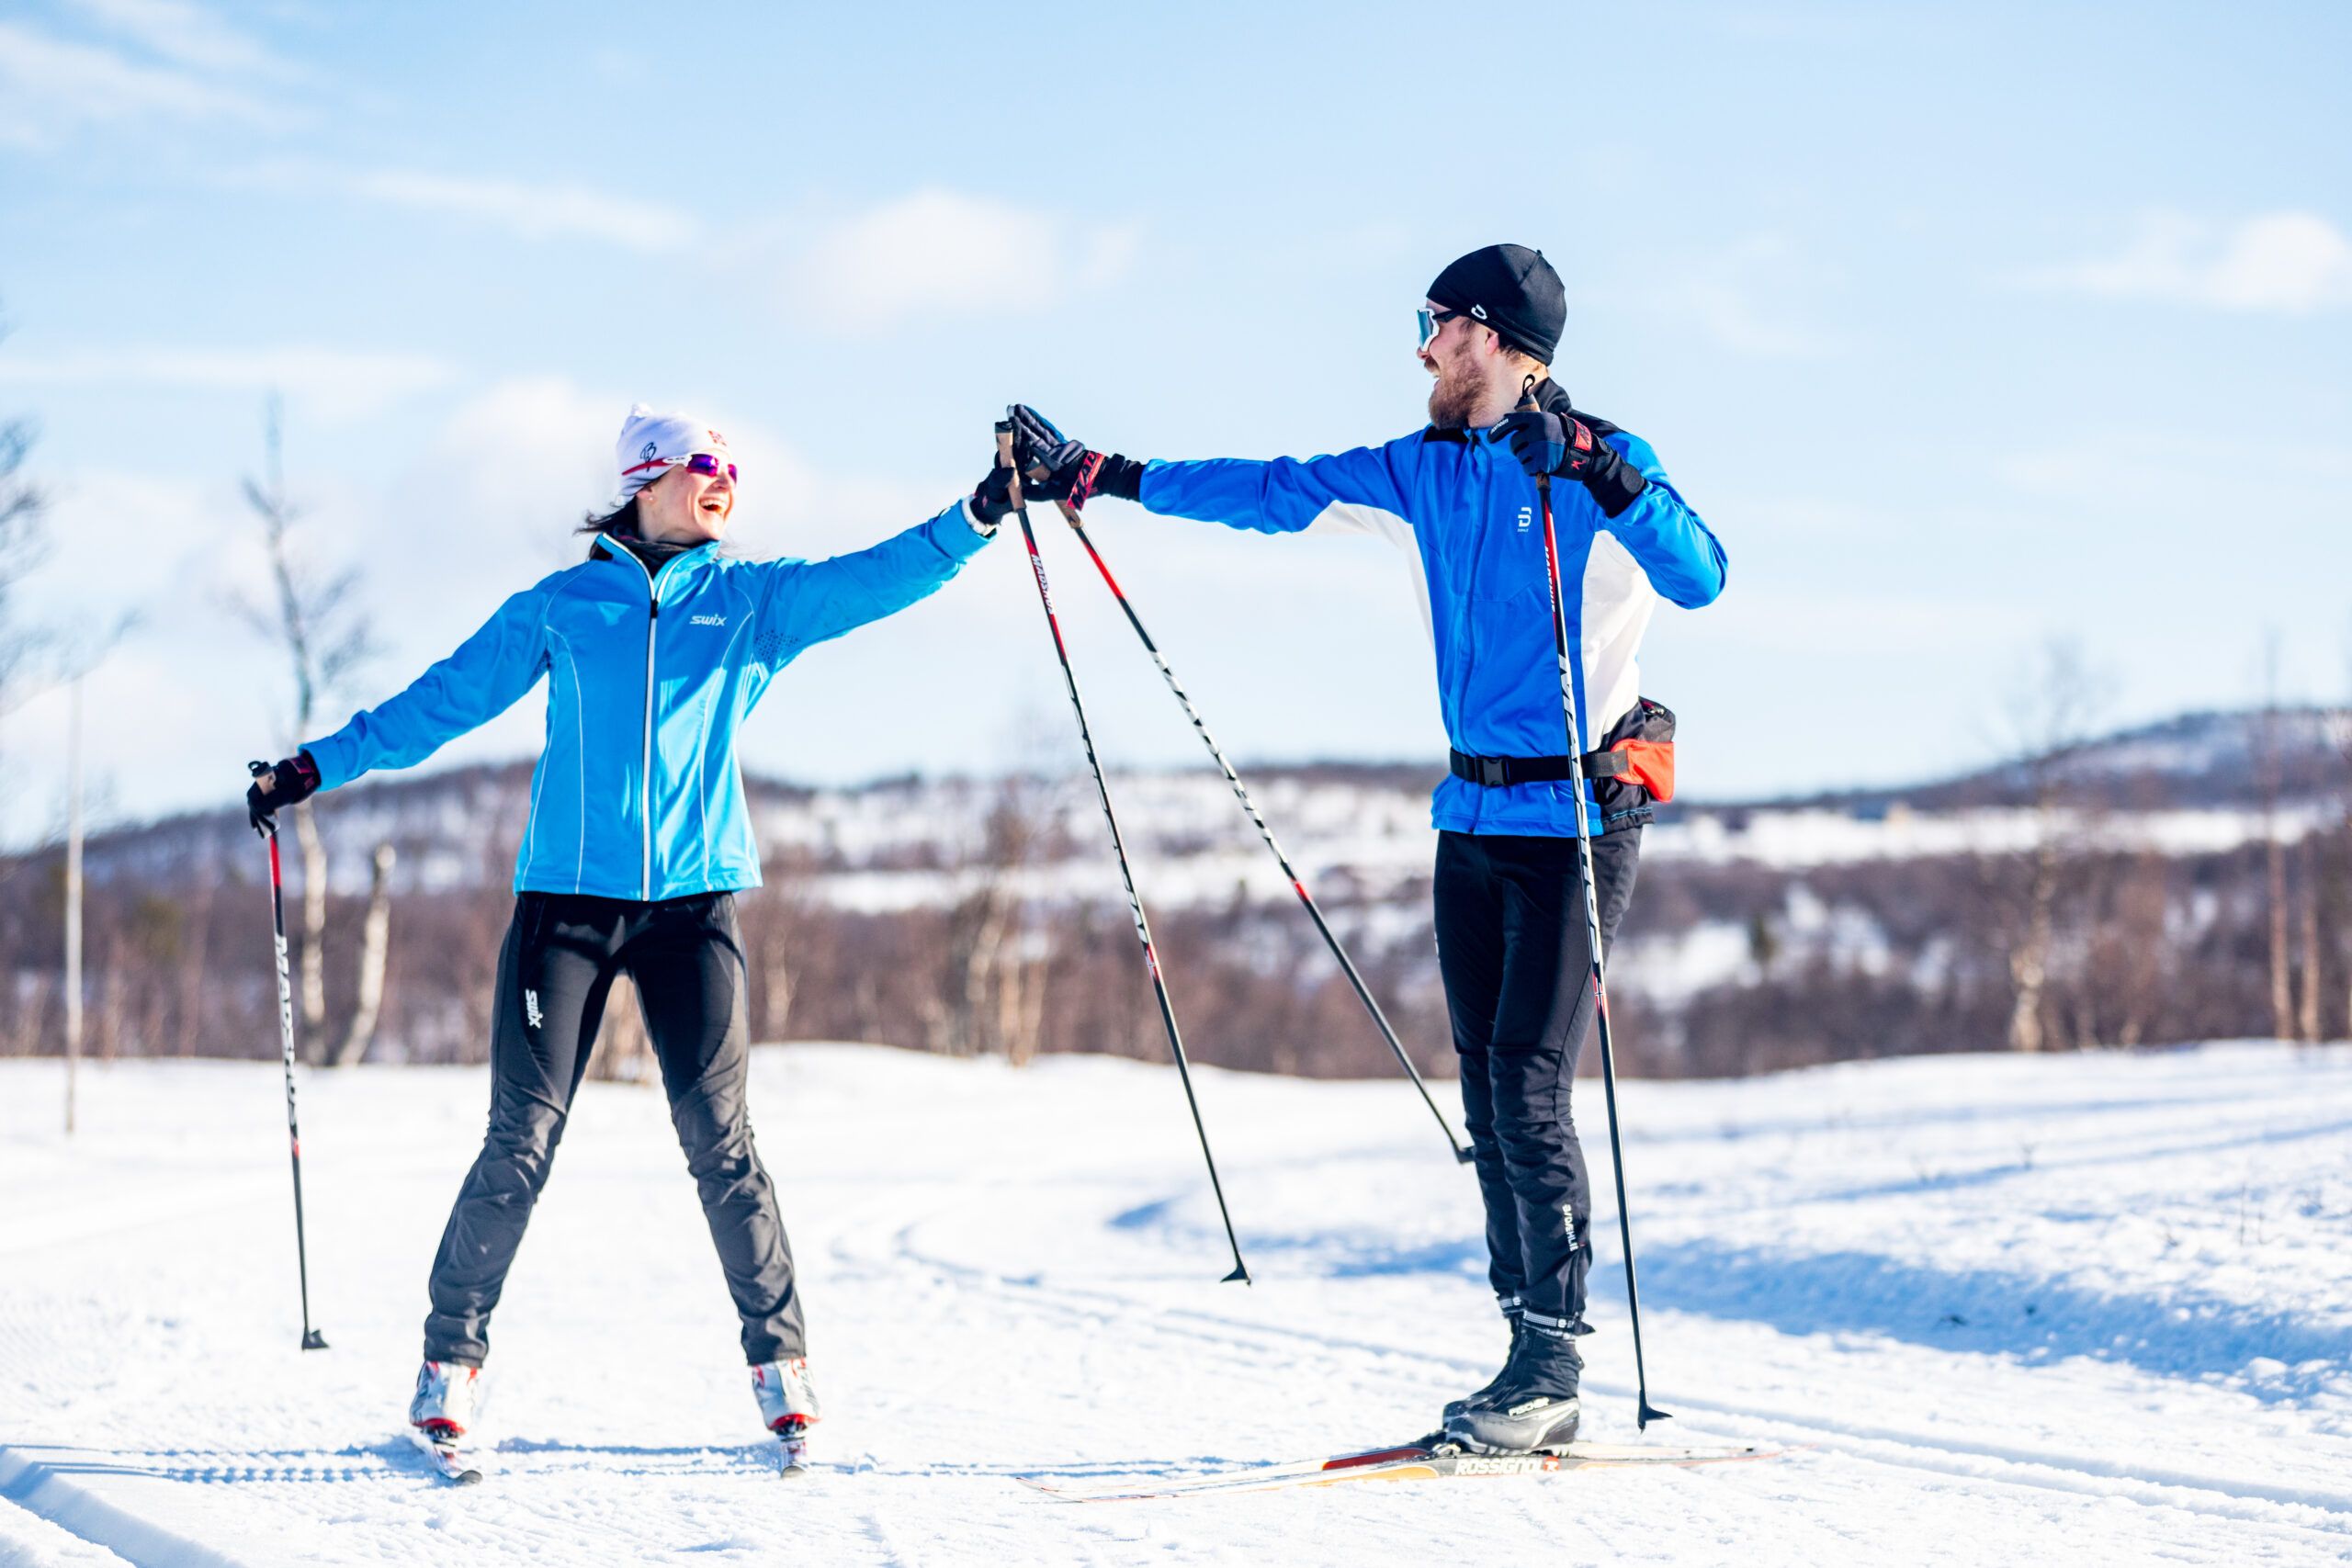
[408,1425,484,1486]
[775,1416,810,1479]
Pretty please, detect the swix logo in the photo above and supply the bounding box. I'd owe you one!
[690,614,727,626]
[1470,303,1488,321]
[524,989,544,1030]
[639,440,658,462]
[1516,505,1532,534]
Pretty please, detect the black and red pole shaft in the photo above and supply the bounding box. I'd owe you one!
[1056,503,1472,1165]
[252,763,328,1350]
[1523,387,1666,1427]
[1000,429,1250,1284]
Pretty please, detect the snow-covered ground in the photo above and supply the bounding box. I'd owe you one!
[3,1043,2348,1566]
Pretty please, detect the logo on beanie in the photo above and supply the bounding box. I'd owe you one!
[640,440,658,462]
[1471,304,1488,321]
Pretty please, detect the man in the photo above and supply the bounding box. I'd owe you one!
[1009,243,1725,1453]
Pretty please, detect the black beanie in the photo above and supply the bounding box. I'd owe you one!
[1426,243,1565,364]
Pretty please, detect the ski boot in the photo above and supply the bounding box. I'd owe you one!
[751,1358,821,1477]
[1442,1323,1581,1454]
[408,1359,485,1483]
[1440,1310,1525,1427]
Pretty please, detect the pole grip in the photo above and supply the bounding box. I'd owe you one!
[994,422,1023,510]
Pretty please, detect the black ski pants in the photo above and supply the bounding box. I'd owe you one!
[422,891,805,1367]
[1435,828,1641,1335]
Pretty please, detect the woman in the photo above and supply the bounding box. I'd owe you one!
[245,404,1023,1475]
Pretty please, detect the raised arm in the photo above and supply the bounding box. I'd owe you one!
[1008,403,1422,537]
[750,500,991,662]
[302,581,556,790]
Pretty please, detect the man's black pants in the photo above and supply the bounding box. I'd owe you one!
[1435,829,1641,1335]
[422,891,805,1367]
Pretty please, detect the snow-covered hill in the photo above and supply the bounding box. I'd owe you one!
[3,1043,2347,1565]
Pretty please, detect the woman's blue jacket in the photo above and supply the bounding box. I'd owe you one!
[303,502,989,901]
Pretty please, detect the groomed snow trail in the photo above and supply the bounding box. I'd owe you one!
[3,1043,2347,1566]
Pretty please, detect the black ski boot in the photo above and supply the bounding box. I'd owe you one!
[1442,1323,1582,1453]
[1440,1312,1524,1425]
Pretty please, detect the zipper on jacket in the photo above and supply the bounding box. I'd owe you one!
[603,536,689,902]
[640,594,659,898]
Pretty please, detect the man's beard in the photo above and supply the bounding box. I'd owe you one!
[1426,358,1483,430]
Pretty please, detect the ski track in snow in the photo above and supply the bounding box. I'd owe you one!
[2,1042,2348,1566]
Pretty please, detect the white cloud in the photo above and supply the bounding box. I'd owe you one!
[0,345,458,422]
[0,17,275,145]
[792,189,1141,324]
[339,168,696,252]
[1995,431,2352,513]
[1622,232,1841,359]
[71,0,300,80]
[215,159,699,251]
[2028,210,2352,314]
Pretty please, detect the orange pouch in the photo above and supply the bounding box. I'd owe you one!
[1606,738,1676,802]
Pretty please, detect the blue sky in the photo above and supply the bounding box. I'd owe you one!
[2,1,2347,842]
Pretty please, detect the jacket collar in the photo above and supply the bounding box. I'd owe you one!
[589,533,720,568]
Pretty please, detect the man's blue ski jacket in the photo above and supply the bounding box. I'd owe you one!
[303,502,989,901]
[1135,403,1725,837]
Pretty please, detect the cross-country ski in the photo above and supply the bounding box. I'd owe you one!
[1020,1439,1787,1501]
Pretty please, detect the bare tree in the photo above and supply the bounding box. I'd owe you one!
[231,395,388,1065]
[0,310,48,739]
[1996,639,2111,1053]
[331,841,397,1065]
[920,773,1055,1064]
[2256,635,2294,1040]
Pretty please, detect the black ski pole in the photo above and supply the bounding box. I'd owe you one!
[1001,427,1250,1284]
[1525,396,1668,1429]
[252,764,328,1351]
[1054,502,1472,1165]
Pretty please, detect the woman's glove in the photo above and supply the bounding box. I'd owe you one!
[245,751,320,834]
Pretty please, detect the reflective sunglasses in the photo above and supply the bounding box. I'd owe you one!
[1416,306,1467,353]
[683,452,738,481]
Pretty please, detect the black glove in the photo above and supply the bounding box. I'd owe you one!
[246,751,320,834]
[1492,410,1648,518]
[1496,410,1611,481]
[1007,404,1101,504]
[1006,404,1152,513]
[968,461,1018,533]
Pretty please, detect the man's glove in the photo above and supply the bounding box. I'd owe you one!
[246,751,320,835]
[1006,404,1146,512]
[1492,410,1648,518]
[968,461,1019,534]
[1496,410,1611,481]
[1007,404,1101,505]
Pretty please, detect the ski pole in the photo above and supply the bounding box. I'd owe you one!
[251,763,328,1351]
[1054,502,1472,1164]
[1000,426,1251,1285]
[1523,392,1667,1429]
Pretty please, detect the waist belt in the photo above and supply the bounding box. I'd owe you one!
[1449,748,1635,788]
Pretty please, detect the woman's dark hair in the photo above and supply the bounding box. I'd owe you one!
[577,495,639,536]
